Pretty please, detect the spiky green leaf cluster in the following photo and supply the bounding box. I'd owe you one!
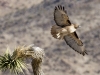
[0,51,27,75]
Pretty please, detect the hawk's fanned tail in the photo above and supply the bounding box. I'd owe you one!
[51,25,62,39]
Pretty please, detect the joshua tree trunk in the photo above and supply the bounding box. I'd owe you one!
[30,45,45,75]
[31,58,44,75]
[21,44,45,75]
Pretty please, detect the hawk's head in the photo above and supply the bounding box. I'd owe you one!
[73,24,80,29]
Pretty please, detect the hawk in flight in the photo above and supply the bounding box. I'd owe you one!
[51,5,87,56]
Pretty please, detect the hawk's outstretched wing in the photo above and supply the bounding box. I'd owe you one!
[54,5,71,27]
[64,32,87,56]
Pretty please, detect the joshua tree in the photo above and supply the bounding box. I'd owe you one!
[0,44,45,75]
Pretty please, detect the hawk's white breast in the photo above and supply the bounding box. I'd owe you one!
[68,25,76,33]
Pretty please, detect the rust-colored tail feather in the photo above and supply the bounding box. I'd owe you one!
[51,25,61,39]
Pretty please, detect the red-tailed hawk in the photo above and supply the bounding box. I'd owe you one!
[51,5,87,56]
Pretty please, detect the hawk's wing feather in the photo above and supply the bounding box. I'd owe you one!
[54,5,71,27]
[64,32,87,56]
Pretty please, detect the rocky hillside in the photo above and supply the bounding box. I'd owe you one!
[0,0,100,75]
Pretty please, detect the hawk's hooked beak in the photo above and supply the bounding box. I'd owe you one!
[74,24,80,29]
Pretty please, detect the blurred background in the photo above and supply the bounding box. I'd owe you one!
[0,0,100,75]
